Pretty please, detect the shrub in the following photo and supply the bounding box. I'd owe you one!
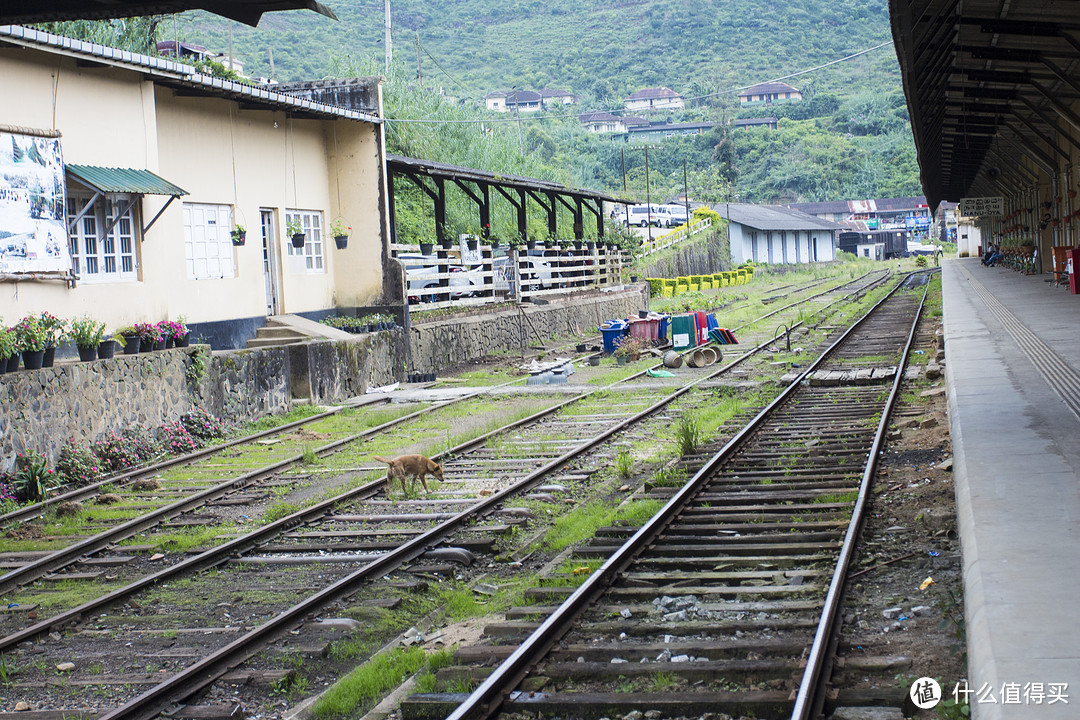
[56,439,102,486]
[92,427,161,471]
[0,479,17,513]
[158,421,199,454]
[14,451,58,503]
[915,255,928,267]
[181,406,227,442]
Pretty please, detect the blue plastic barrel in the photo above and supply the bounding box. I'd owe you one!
[599,319,629,354]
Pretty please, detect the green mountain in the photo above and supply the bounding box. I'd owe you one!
[162,1,921,204]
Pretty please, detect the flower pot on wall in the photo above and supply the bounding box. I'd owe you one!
[291,233,306,249]
[420,242,434,255]
[22,349,44,370]
[98,340,116,359]
[122,334,140,354]
[5,354,18,373]
[175,333,190,348]
[43,346,55,368]
[334,235,348,250]
[78,346,97,362]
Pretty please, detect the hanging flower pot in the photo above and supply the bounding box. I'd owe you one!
[440,238,454,250]
[231,229,246,246]
[334,235,349,250]
[467,237,478,251]
[291,233,306,249]
[526,238,537,250]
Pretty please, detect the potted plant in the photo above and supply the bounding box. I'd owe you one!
[331,218,350,250]
[286,217,305,248]
[117,326,140,354]
[439,233,454,251]
[231,223,246,246]
[613,336,645,363]
[39,312,66,367]
[172,318,191,347]
[490,237,501,249]
[70,316,106,362]
[135,322,163,352]
[98,332,119,359]
[419,241,435,255]
[0,325,16,375]
[14,315,48,370]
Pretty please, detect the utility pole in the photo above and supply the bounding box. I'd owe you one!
[384,0,392,74]
[683,158,690,225]
[645,145,652,246]
[621,148,630,229]
[513,87,523,154]
[415,31,421,85]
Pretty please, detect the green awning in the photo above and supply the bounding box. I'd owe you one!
[67,165,188,196]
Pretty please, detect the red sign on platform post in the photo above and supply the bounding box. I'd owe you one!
[1069,248,1080,295]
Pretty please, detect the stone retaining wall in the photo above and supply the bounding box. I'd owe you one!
[640,230,731,279]
[1,290,642,468]
[408,285,649,372]
[0,331,404,469]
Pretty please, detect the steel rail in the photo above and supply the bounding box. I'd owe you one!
[0,312,785,657]
[0,398,453,595]
[93,306,813,720]
[444,272,915,720]
[791,270,933,720]
[0,359,581,594]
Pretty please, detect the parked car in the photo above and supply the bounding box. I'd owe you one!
[625,204,663,227]
[658,204,689,227]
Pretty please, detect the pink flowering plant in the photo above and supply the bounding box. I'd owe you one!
[14,315,47,352]
[158,420,198,454]
[181,406,227,442]
[0,478,17,513]
[37,311,68,347]
[161,320,187,341]
[92,427,161,471]
[56,439,102,486]
[135,322,164,344]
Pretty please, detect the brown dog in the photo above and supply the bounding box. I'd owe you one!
[372,454,442,496]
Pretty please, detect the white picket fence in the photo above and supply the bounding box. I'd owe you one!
[391,241,632,311]
[639,217,713,257]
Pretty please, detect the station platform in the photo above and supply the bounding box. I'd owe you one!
[942,257,1080,719]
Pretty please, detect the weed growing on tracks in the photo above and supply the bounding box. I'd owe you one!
[311,646,436,719]
[615,449,633,478]
[675,413,701,455]
[301,446,319,465]
[650,466,686,488]
[0,653,20,686]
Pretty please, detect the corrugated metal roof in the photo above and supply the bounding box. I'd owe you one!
[712,203,843,232]
[67,165,188,196]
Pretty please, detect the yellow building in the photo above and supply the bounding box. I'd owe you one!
[0,26,392,348]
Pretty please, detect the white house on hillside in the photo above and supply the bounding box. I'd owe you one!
[484,90,544,113]
[579,112,628,133]
[624,87,684,112]
[738,81,802,105]
[539,89,576,107]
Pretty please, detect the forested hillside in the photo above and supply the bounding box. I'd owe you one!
[50,0,920,210]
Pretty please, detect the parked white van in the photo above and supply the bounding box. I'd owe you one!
[625,204,663,227]
[658,204,689,227]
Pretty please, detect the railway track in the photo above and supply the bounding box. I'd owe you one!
[0,269,895,719]
[406,273,931,720]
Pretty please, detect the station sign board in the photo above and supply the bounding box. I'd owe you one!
[959,196,1004,217]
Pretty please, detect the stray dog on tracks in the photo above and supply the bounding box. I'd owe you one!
[372,454,442,496]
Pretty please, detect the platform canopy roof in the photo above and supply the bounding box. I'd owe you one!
[890,0,1080,210]
[0,0,335,27]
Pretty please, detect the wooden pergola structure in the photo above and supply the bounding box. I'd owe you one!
[387,154,628,246]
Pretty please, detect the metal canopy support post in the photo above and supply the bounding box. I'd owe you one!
[141,194,179,237]
[67,191,101,233]
[573,197,584,240]
[493,185,527,243]
[103,196,138,238]
[450,178,491,242]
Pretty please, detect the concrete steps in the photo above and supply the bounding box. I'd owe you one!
[245,320,309,348]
